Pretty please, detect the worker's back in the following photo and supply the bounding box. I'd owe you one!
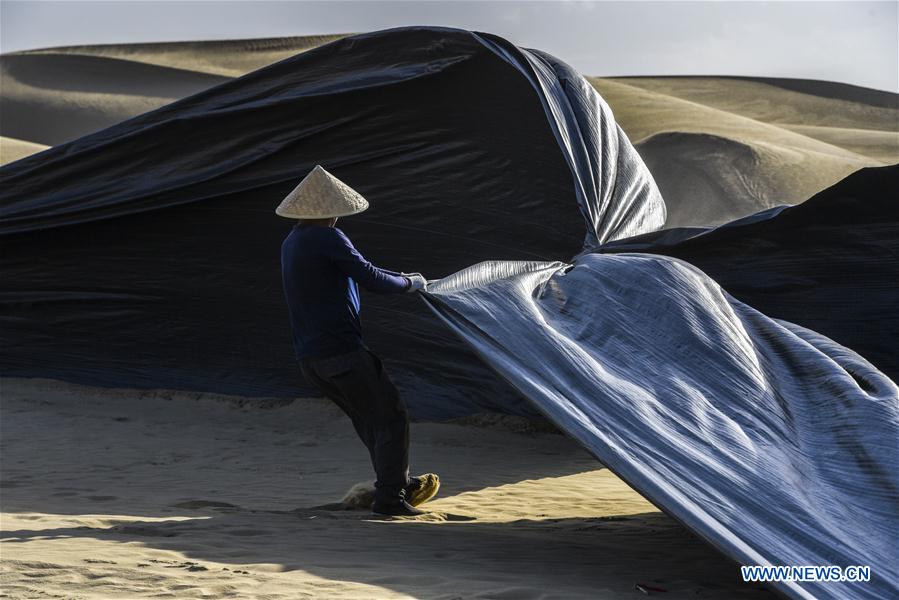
[281,223,409,360]
[281,223,363,360]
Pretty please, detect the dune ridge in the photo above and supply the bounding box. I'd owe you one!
[1,53,231,145]
[612,75,898,110]
[0,35,343,148]
[592,77,893,225]
[606,76,898,158]
[9,34,349,77]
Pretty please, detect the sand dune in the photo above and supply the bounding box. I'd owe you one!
[0,53,230,145]
[610,76,897,136]
[778,124,898,163]
[0,36,341,146]
[635,131,873,227]
[591,77,891,226]
[0,378,765,599]
[16,35,348,77]
[0,135,48,165]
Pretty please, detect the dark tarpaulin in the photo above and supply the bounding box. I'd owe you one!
[1,27,662,418]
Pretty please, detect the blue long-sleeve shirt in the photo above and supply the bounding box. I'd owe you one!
[281,223,410,360]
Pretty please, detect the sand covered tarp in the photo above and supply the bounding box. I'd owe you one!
[1,26,897,599]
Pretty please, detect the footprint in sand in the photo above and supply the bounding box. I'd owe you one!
[157,561,209,571]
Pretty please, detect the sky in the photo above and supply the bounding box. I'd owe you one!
[2,1,896,92]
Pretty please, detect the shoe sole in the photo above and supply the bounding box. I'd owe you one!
[406,473,440,507]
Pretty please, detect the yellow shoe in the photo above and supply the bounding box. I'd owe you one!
[405,473,440,507]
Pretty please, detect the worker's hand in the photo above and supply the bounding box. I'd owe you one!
[405,273,428,293]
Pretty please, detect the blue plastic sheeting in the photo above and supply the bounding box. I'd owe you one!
[423,255,898,600]
[426,33,899,600]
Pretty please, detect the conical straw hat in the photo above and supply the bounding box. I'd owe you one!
[275,165,369,219]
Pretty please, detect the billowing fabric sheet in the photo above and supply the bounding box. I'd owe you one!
[2,26,898,599]
[422,255,898,600]
[0,27,661,418]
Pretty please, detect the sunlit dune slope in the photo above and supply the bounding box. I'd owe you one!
[591,77,894,226]
[609,76,898,162]
[0,136,49,165]
[0,36,344,147]
[10,35,349,77]
[0,54,231,145]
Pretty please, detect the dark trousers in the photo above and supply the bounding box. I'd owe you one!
[300,346,411,503]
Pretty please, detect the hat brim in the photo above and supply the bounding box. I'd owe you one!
[275,201,369,219]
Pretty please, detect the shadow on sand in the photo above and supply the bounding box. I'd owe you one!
[1,502,770,598]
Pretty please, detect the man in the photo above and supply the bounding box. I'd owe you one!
[278,165,439,517]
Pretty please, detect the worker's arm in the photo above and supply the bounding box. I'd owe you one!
[328,228,411,293]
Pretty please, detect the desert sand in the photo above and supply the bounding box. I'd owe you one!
[0,136,48,165]
[0,377,770,599]
[0,36,338,147]
[591,77,896,226]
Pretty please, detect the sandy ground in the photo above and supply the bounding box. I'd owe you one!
[0,378,770,599]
